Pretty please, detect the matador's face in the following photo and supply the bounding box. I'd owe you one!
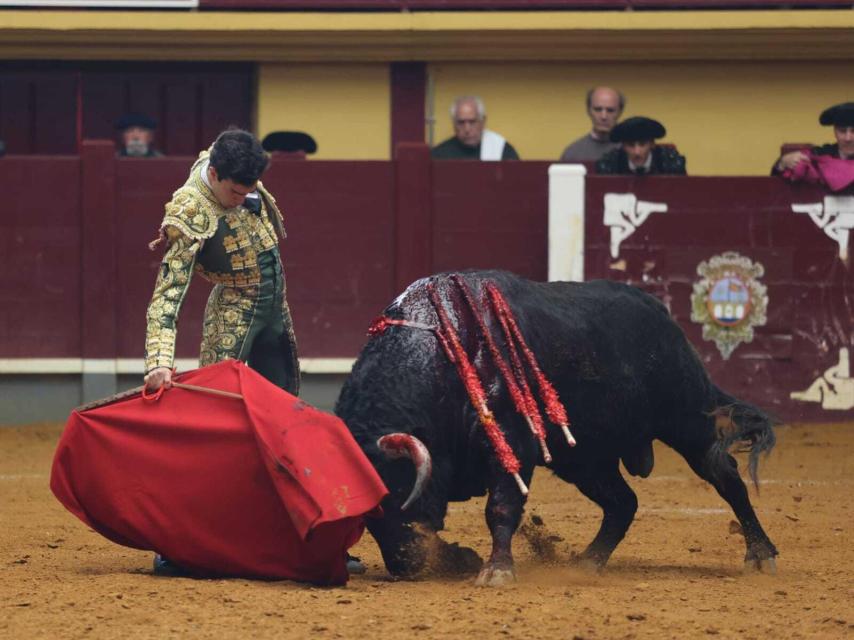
[207,165,256,209]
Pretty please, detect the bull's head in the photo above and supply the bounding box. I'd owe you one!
[365,433,433,576]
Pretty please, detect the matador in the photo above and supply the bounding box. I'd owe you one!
[143,129,299,395]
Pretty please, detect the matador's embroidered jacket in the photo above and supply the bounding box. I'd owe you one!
[144,150,298,384]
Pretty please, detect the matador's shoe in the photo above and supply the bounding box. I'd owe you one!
[346,554,366,575]
[152,554,190,577]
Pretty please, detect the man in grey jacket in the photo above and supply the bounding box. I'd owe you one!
[559,87,625,163]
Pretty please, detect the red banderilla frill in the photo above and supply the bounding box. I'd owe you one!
[426,282,528,496]
[366,277,578,497]
[450,275,552,464]
[485,283,576,447]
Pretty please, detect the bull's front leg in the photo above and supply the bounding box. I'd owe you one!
[475,471,529,587]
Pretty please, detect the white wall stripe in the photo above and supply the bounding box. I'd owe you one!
[0,358,355,375]
[548,163,586,283]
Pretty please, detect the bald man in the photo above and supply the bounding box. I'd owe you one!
[559,87,625,163]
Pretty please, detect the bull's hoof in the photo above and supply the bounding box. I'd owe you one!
[576,556,603,574]
[743,556,777,575]
[573,549,607,573]
[474,563,516,587]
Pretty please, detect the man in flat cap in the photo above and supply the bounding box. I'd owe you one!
[116,113,163,158]
[773,102,854,174]
[596,116,686,176]
[559,86,624,163]
[432,96,520,161]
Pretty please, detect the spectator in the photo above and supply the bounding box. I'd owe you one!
[596,116,686,176]
[431,96,520,161]
[559,86,624,163]
[773,102,854,174]
[115,113,163,158]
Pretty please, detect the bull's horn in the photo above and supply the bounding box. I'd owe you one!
[377,433,432,511]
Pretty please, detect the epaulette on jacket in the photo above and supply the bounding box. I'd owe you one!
[161,187,220,242]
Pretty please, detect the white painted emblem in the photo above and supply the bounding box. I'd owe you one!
[603,193,668,259]
[791,195,854,262]
[690,252,768,360]
[790,348,854,411]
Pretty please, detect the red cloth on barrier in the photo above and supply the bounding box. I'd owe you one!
[783,151,854,192]
[50,360,387,585]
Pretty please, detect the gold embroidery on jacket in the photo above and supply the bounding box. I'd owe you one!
[144,235,200,371]
[145,148,287,372]
[199,285,259,366]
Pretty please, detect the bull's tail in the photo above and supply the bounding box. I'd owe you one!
[708,386,779,490]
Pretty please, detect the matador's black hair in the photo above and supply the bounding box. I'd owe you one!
[210,129,269,186]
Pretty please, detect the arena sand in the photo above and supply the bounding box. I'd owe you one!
[1,421,852,639]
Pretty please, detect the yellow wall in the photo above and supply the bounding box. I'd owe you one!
[257,59,850,172]
[430,61,853,175]
[257,63,389,160]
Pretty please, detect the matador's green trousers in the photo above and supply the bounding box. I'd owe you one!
[200,248,300,395]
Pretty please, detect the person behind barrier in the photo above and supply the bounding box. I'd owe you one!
[116,113,163,158]
[773,102,854,174]
[596,116,686,176]
[431,96,520,161]
[559,86,624,163]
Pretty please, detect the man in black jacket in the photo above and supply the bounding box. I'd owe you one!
[773,102,854,174]
[596,116,686,176]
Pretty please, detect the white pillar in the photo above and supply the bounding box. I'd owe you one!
[548,164,586,282]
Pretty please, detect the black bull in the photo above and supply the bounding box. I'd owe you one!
[335,271,778,585]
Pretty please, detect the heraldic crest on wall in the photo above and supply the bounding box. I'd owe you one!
[690,251,768,360]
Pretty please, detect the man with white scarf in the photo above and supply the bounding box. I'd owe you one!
[431,96,520,161]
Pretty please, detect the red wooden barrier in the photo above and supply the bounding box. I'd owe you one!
[432,160,549,280]
[1,143,850,422]
[0,155,82,357]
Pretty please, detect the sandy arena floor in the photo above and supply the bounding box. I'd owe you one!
[1,421,852,639]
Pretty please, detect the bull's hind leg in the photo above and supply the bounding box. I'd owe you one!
[663,421,778,573]
[475,470,530,587]
[678,446,778,573]
[568,460,638,569]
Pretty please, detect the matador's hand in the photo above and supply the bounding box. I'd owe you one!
[777,151,808,172]
[144,367,173,392]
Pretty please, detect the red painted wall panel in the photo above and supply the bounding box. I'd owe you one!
[267,160,397,357]
[585,177,852,422]
[2,62,252,156]
[0,157,81,356]
[81,63,253,156]
[0,71,78,155]
[432,161,549,281]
